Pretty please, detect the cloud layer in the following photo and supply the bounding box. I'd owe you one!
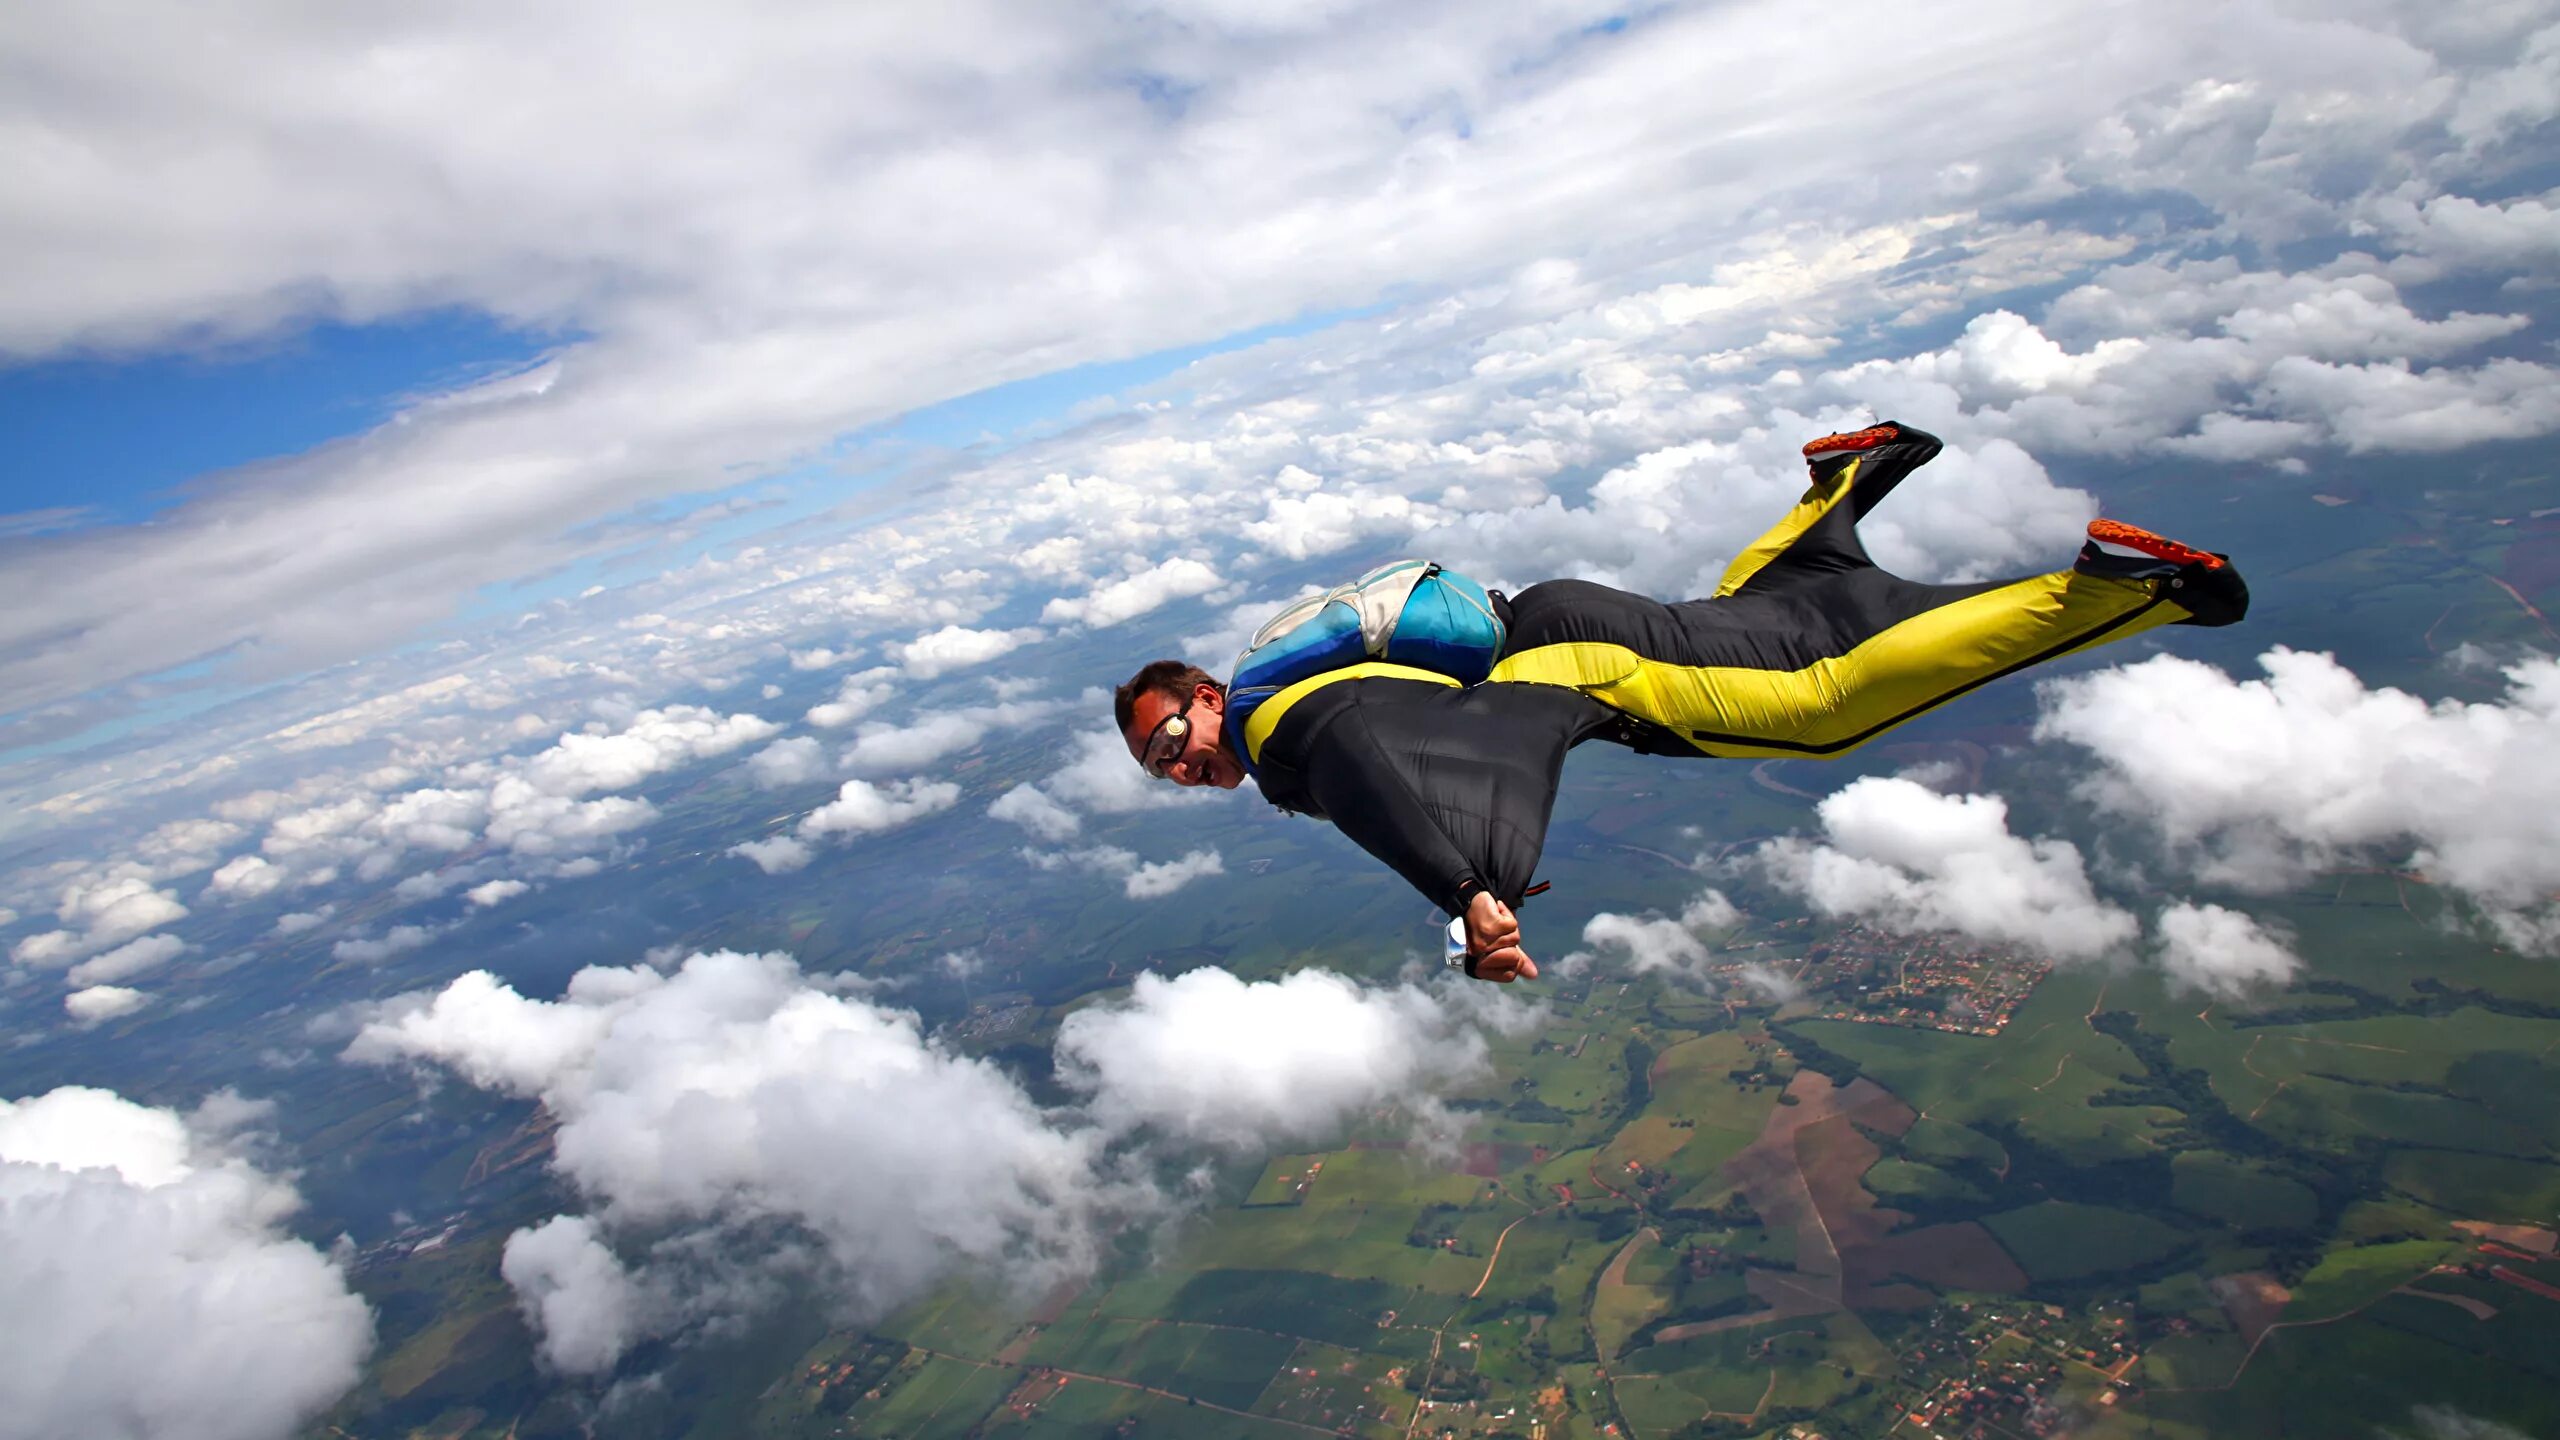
[346,951,1505,1373]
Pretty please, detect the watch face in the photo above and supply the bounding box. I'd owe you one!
[1444,916,1468,967]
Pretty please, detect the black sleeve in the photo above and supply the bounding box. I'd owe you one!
[1275,677,1614,915]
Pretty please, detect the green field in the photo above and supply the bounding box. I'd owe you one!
[2171,1152,2319,1230]
[1984,1202,2193,1282]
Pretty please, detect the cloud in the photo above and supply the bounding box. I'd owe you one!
[839,715,991,776]
[987,783,1081,842]
[1040,557,1222,628]
[482,778,655,857]
[1023,844,1225,899]
[341,948,1531,1373]
[465,879,531,908]
[2035,649,2560,948]
[11,875,189,967]
[798,779,961,840]
[332,924,440,964]
[207,854,286,900]
[728,836,814,875]
[274,908,332,936]
[2154,903,2301,1000]
[499,1216,659,1376]
[803,669,897,729]
[1040,729,1227,815]
[1055,967,1494,1152]
[345,954,1120,1373]
[66,931,189,987]
[1566,891,1739,983]
[744,736,828,788]
[521,706,781,797]
[2399,1406,2540,1440]
[1126,848,1225,899]
[64,985,150,1025]
[890,626,1041,681]
[1,0,2555,743]
[1752,777,2138,961]
[0,1087,372,1440]
[1243,487,1438,562]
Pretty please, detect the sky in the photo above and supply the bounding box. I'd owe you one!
[3,1,2560,1434]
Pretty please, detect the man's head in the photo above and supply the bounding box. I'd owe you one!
[1115,660,1246,789]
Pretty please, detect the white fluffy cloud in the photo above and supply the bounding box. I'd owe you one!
[729,836,815,875]
[1125,848,1225,899]
[803,668,897,729]
[744,736,828,788]
[798,778,961,840]
[839,715,992,776]
[499,1216,658,1376]
[2037,649,2560,949]
[332,924,440,964]
[345,954,1115,1373]
[465,879,531,908]
[2154,902,2302,1000]
[207,854,286,900]
[344,951,1516,1373]
[1057,967,1496,1152]
[64,985,149,1025]
[987,783,1081,842]
[1567,891,1740,983]
[1024,844,1225,900]
[66,932,188,988]
[1040,729,1228,816]
[1040,557,1222,628]
[889,626,1041,681]
[0,1087,373,1440]
[11,875,189,967]
[1753,777,2139,961]
[273,908,331,936]
[522,706,780,798]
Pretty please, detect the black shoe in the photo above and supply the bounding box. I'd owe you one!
[2075,520,2249,627]
[1801,420,1944,512]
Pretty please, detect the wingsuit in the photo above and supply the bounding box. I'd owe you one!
[1232,422,2247,935]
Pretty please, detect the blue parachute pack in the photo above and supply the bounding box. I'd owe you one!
[1224,559,1506,777]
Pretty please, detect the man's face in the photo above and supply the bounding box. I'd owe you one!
[1121,682,1246,789]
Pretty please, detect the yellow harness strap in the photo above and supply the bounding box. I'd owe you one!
[1241,662,1461,765]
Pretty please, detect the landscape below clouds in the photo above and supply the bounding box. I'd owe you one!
[3,2,2559,1437]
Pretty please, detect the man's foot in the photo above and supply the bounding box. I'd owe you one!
[1801,420,1944,513]
[2076,519,2249,626]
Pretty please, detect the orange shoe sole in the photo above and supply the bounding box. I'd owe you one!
[2087,518,2225,570]
[1803,423,1901,459]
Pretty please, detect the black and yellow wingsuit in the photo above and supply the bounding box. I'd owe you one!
[1240,422,2247,920]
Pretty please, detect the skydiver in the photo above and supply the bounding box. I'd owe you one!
[1114,422,2247,984]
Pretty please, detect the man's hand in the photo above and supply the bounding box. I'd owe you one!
[1464,891,1538,984]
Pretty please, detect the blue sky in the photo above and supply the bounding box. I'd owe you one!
[0,312,554,530]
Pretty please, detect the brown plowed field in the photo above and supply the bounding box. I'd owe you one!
[1706,1070,2027,1332]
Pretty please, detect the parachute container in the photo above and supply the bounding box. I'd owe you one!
[1225,560,1505,774]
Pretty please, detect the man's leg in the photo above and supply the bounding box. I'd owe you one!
[1489,422,2245,758]
[1689,424,2246,754]
[1715,422,1945,596]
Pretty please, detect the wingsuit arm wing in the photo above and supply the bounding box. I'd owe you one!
[1298,708,1489,917]
[1280,677,1612,916]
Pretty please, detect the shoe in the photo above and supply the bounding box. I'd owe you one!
[1803,423,1906,468]
[2076,519,2249,626]
[1800,421,1943,510]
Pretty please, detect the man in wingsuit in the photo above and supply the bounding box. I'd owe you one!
[1114,422,2247,983]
